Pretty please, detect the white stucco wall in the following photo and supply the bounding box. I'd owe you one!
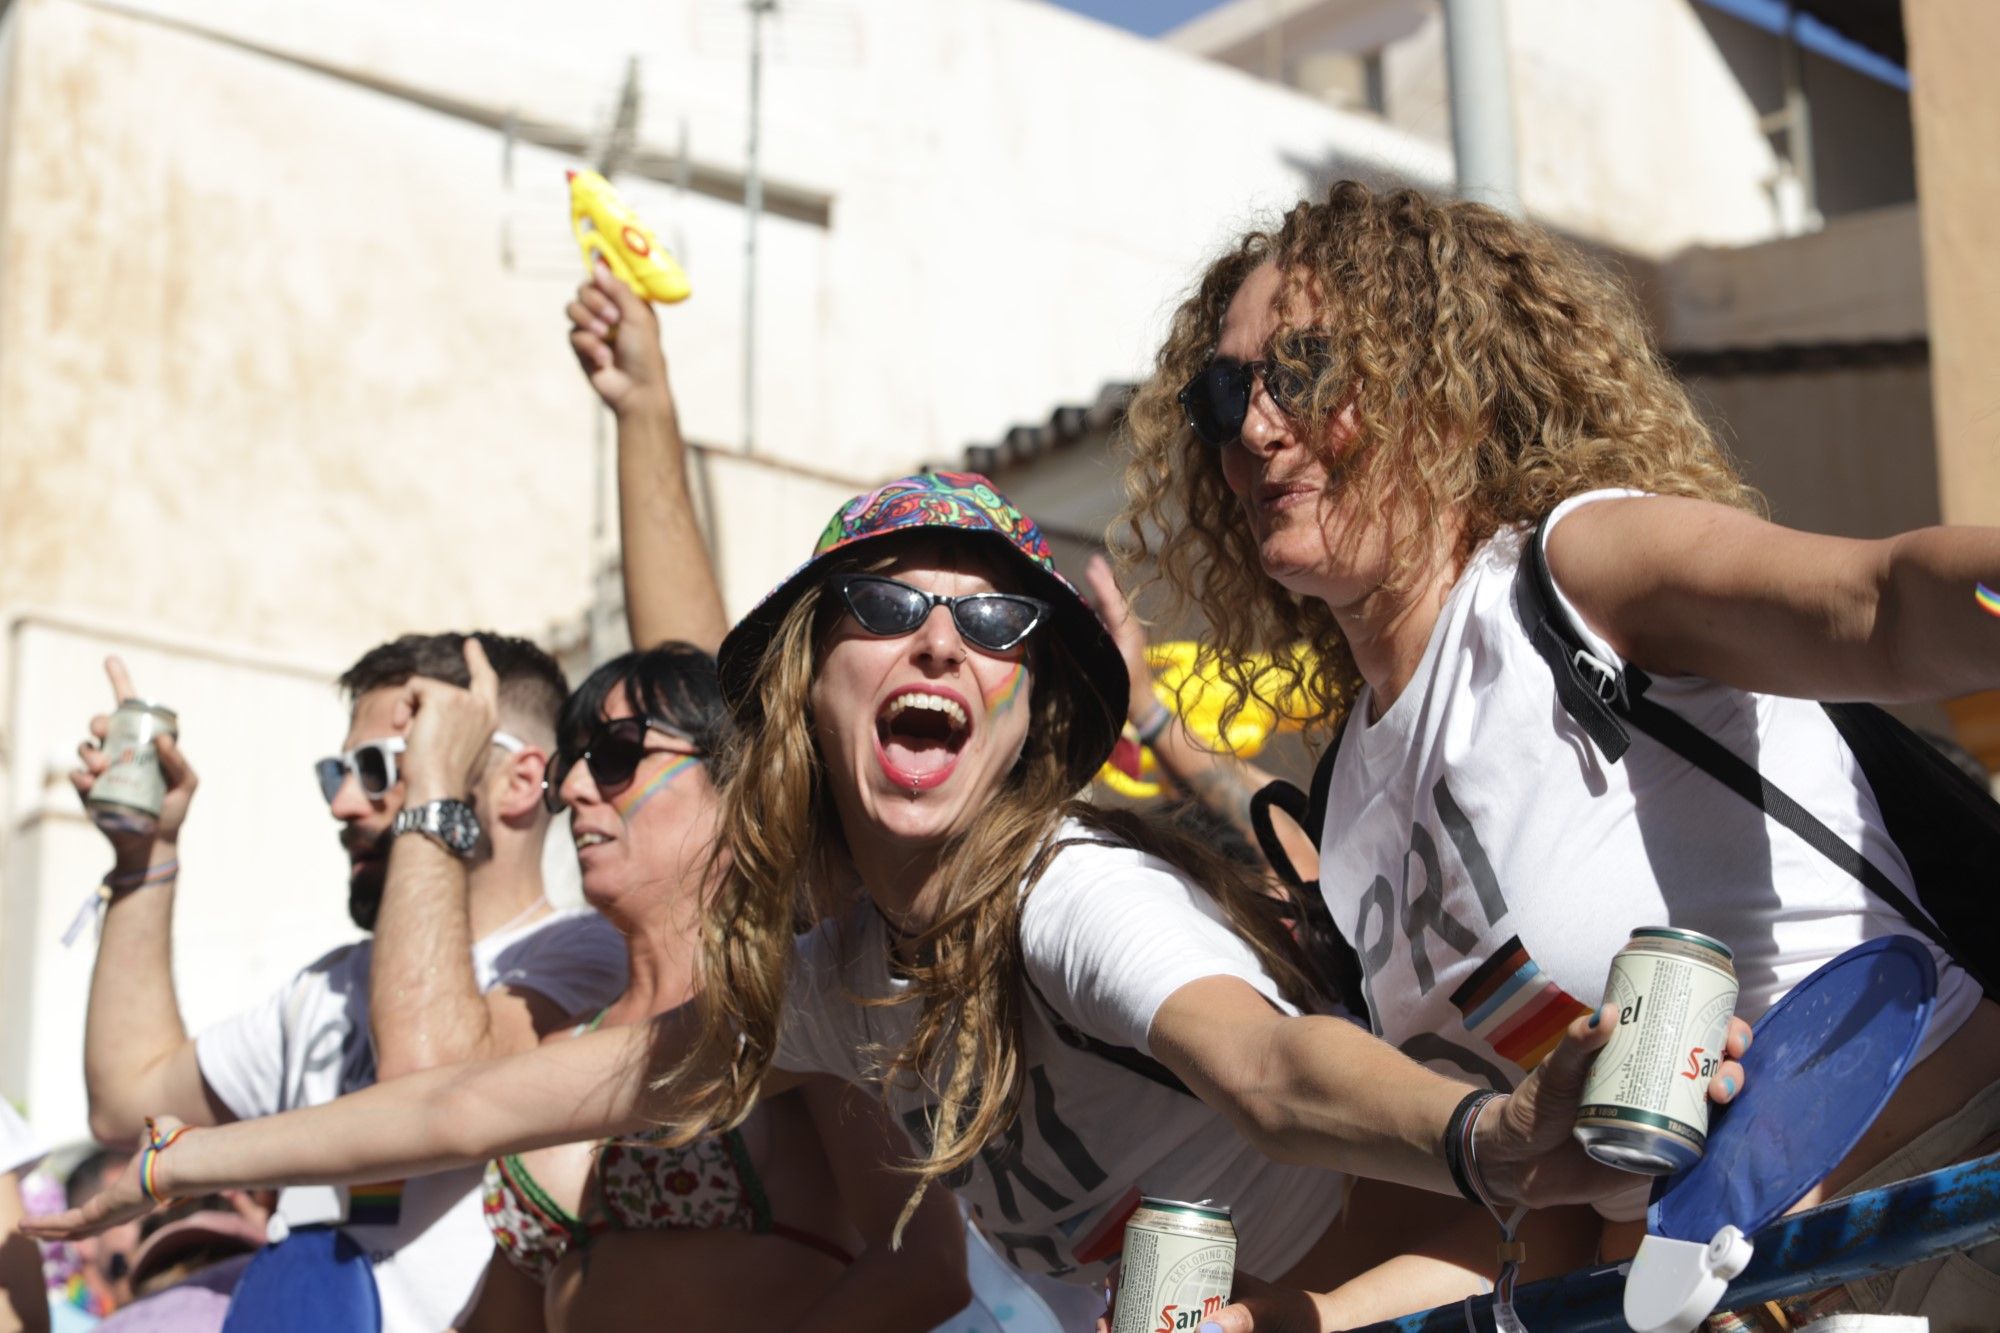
[0,0,1450,1133]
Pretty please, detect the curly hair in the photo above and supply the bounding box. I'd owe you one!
[1119,180,1762,732]
[645,549,1316,1237]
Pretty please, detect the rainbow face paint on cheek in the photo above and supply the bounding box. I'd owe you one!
[614,754,702,820]
[985,661,1026,718]
[1978,583,2000,620]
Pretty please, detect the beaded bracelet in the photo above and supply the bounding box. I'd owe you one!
[138,1118,193,1204]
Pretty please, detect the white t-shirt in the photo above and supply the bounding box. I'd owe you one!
[1315,490,1980,1217]
[196,906,627,1333]
[776,826,1349,1289]
[0,1100,44,1177]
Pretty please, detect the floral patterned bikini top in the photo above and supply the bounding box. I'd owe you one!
[480,1013,852,1285]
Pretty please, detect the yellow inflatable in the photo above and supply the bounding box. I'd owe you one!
[1097,642,1321,799]
[567,169,691,304]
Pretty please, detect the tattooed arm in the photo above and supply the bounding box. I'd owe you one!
[1084,556,1319,879]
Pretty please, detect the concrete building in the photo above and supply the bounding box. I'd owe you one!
[0,0,1456,1137]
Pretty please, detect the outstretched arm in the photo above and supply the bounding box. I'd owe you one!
[1550,495,2000,702]
[28,1005,803,1240]
[1148,975,1745,1208]
[568,264,730,654]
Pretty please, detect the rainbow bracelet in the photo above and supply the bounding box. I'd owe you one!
[138,1119,192,1203]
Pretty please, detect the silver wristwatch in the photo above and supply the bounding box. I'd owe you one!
[391,798,481,857]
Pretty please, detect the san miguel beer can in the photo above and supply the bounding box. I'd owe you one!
[87,699,178,835]
[1574,927,1738,1174]
[1109,1197,1235,1333]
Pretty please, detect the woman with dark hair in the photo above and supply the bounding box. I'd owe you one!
[27,470,1736,1331]
[1119,179,2000,1326]
[453,642,970,1332]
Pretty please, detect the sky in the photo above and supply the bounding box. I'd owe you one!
[1042,0,1226,39]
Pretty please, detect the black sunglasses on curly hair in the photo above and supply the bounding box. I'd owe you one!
[1177,334,1333,449]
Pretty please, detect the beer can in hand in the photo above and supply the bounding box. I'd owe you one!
[1109,1197,1235,1333]
[1574,926,1738,1174]
[88,699,178,835]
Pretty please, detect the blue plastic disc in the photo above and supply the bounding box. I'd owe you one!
[1648,934,1937,1242]
[220,1225,382,1333]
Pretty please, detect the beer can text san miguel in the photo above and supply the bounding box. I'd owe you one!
[1109,1198,1235,1333]
[1574,927,1738,1174]
[87,699,179,835]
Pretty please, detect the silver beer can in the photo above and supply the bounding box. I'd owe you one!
[1574,926,1738,1174]
[1109,1197,1235,1333]
[88,699,179,835]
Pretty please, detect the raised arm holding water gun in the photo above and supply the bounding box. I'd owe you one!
[566,246,728,654]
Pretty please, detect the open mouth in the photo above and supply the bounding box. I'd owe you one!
[573,830,616,850]
[874,688,973,792]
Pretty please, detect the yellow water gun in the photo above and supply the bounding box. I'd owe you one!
[1098,642,1322,800]
[567,169,691,304]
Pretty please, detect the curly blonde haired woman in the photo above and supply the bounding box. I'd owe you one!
[1121,179,2000,1326]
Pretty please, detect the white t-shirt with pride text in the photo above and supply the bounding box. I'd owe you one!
[196,906,627,1333]
[1314,489,1980,1218]
[775,826,1350,1290]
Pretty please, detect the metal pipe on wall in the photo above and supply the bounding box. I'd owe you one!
[1441,0,1521,216]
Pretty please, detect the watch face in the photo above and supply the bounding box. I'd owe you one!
[436,801,481,854]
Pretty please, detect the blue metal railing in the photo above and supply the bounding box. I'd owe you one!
[1349,1150,2000,1331]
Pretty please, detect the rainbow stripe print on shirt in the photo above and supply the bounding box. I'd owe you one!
[1062,1186,1142,1267]
[1448,935,1591,1072]
[348,1178,405,1227]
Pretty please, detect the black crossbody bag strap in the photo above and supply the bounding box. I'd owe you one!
[1521,513,1973,982]
[1246,724,1371,1021]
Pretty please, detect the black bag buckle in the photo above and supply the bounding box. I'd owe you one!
[1572,649,1622,704]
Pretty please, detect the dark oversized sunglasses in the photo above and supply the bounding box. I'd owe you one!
[1177,334,1332,448]
[543,716,700,813]
[833,574,1049,653]
[316,732,524,803]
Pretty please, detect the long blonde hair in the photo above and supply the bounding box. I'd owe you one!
[1120,180,1763,730]
[649,550,1317,1230]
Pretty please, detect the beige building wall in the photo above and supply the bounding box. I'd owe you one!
[0,0,1454,1133]
[1652,203,1936,540]
[1905,0,2000,766]
[1908,0,2000,529]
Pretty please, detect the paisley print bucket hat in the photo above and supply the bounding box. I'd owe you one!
[715,471,1127,789]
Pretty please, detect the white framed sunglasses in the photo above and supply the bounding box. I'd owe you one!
[315,731,526,803]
